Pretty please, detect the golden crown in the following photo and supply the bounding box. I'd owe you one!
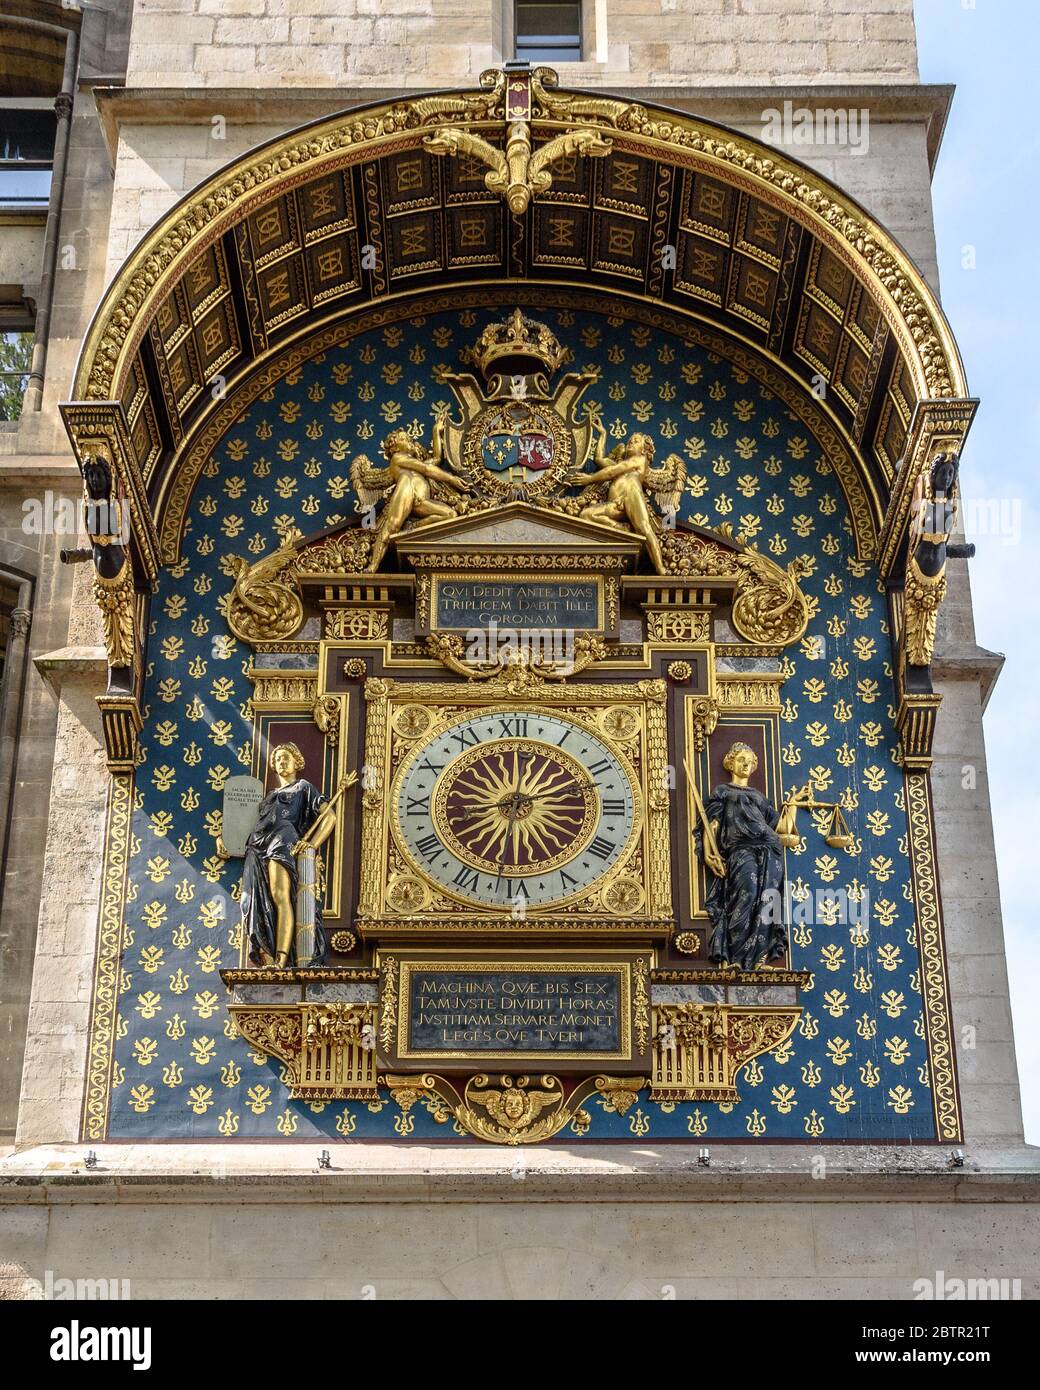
[472,309,565,378]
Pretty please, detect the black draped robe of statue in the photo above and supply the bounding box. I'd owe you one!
[241,779,328,966]
[698,782,788,970]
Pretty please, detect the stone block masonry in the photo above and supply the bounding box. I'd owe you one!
[126,0,921,88]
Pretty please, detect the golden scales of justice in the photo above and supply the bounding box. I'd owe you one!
[685,757,853,876]
[775,784,855,851]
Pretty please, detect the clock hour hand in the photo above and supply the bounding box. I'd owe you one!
[494,751,532,890]
[494,797,521,893]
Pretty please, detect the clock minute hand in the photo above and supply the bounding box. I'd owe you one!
[527,779,595,801]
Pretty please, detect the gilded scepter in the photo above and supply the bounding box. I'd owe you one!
[294,769,358,853]
[684,757,726,877]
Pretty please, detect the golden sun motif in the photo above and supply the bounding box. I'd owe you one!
[434,740,598,876]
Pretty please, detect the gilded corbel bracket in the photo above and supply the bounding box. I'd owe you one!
[421,66,611,215]
[313,693,343,745]
[383,1071,649,1145]
[231,1002,379,1101]
[651,1004,802,1102]
[96,694,143,774]
[62,400,160,583]
[876,398,977,580]
[895,690,943,770]
[686,695,720,750]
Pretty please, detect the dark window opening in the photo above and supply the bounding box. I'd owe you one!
[0,109,56,210]
[515,3,582,63]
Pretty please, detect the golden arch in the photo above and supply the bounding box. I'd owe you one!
[64,74,974,580]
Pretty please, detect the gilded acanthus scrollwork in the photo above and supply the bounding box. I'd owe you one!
[92,564,137,673]
[423,123,611,215]
[224,534,304,643]
[382,1071,647,1145]
[232,1007,303,1068]
[425,631,607,680]
[463,1074,568,1142]
[731,549,811,647]
[529,65,646,127]
[411,69,506,124]
[422,68,611,216]
[903,566,946,669]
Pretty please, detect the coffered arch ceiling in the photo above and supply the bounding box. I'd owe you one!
[65,74,973,577]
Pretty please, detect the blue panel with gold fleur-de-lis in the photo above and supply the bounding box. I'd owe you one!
[105,307,940,1143]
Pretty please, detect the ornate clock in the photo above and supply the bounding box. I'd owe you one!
[357,675,673,933]
[393,709,639,910]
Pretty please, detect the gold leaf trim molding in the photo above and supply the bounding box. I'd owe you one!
[905,770,961,1142]
[81,772,133,1142]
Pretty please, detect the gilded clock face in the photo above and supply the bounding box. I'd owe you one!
[393,709,640,909]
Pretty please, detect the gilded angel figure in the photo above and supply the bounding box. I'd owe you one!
[567,418,686,574]
[351,415,469,571]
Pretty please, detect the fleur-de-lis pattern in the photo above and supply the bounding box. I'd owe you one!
[101,308,947,1142]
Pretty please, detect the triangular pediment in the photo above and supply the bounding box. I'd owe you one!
[392,502,644,560]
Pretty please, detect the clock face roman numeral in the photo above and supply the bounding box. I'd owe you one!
[496,716,528,737]
[414,832,443,863]
[496,878,528,900]
[393,709,639,909]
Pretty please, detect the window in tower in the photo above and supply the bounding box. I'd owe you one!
[514,3,582,63]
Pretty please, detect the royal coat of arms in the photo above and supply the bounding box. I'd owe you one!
[440,308,597,502]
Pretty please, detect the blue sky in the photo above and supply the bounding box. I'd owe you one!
[915,0,1040,1144]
